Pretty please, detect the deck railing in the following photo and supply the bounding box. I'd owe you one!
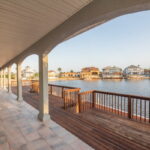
[31,80,39,93]
[78,90,94,113]
[30,81,150,123]
[63,88,81,113]
[48,84,78,98]
[48,84,80,113]
[11,80,32,87]
[78,90,150,123]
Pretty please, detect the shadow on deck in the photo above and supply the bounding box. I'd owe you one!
[12,86,150,150]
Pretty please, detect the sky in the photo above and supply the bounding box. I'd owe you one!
[21,10,150,72]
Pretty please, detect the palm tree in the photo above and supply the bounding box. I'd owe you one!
[58,67,62,73]
[57,67,62,78]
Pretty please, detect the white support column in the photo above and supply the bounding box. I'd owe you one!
[17,63,23,101]
[0,70,2,88]
[3,69,6,89]
[38,53,50,121]
[1,69,4,88]
[8,66,12,93]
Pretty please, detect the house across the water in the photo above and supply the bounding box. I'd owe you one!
[61,72,80,79]
[22,66,36,80]
[123,65,144,79]
[80,67,100,80]
[48,70,57,80]
[144,69,150,78]
[102,66,123,79]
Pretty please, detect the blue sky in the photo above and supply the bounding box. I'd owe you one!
[22,10,150,72]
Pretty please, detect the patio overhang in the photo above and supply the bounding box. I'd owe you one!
[1,0,150,68]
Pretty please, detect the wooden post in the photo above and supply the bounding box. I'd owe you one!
[64,91,66,110]
[50,85,52,95]
[92,91,95,108]
[128,96,132,119]
[48,85,51,95]
[78,94,81,113]
[31,80,34,92]
[62,87,64,98]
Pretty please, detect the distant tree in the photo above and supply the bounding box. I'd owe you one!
[58,67,62,73]
[70,70,74,73]
[34,73,39,78]
[58,67,62,78]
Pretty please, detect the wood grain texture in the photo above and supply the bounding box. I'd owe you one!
[11,85,150,150]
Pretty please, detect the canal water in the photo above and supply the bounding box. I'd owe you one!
[49,79,150,97]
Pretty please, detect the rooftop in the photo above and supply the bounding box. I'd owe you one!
[81,67,100,72]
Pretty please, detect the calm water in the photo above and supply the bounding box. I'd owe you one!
[49,79,150,97]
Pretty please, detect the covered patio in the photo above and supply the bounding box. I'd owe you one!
[0,1,150,150]
[1,0,150,122]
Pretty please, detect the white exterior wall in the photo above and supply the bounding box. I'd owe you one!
[124,66,144,75]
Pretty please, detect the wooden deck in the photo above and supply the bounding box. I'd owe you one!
[12,86,150,150]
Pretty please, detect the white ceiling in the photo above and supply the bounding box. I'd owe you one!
[0,0,92,67]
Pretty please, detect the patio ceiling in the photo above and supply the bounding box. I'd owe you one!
[0,0,92,67]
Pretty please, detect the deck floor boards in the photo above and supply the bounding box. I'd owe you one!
[12,86,150,150]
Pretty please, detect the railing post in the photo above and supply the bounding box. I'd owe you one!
[62,87,64,98]
[64,91,66,110]
[49,85,52,95]
[78,94,81,113]
[92,91,95,108]
[128,96,132,119]
[50,85,52,95]
[31,80,33,91]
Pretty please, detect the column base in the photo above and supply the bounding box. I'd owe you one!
[3,87,7,90]
[17,97,23,102]
[38,113,50,122]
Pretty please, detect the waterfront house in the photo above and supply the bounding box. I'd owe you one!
[102,66,123,79]
[22,66,35,80]
[80,67,100,80]
[144,69,150,78]
[61,72,80,78]
[48,70,57,80]
[123,65,144,79]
